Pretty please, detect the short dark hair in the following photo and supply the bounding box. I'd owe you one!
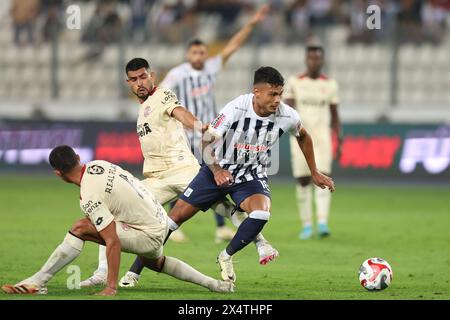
[306,45,324,55]
[253,66,284,86]
[49,145,79,173]
[125,58,150,74]
[187,38,206,49]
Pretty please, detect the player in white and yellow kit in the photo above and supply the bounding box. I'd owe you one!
[80,58,279,288]
[284,46,342,240]
[1,146,234,296]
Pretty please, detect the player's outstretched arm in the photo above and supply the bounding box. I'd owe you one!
[220,4,270,65]
[296,126,335,192]
[97,221,121,296]
[171,106,206,132]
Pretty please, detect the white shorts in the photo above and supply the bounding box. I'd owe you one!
[115,221,169,260]
[141,163,201,205]
[290,127,332,178]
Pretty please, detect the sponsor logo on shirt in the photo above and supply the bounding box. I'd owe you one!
[211,113,226,129]
[82,200,102,214]
[95,217,103,226]
[234,142,269,152]
[137,123,152,137]
[161,91,178,105]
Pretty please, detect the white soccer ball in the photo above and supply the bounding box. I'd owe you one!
[358,257,393,291]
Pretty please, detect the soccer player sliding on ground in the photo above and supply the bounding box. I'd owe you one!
[1,146,234,296]
[165,66,336,282]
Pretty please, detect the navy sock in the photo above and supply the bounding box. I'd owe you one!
[215,212,225,227]
[129,256,145,274]
[226,218,267,255]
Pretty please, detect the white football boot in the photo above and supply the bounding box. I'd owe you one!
[79,270,107,288]
[118,271,140,288]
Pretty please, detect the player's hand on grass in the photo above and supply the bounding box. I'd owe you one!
[249,4,270,26]
[213,168,234,187]
[96,286,117,296]
[312,170,335,192]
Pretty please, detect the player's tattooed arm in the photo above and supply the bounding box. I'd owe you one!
[296,125,336,192]
[171,106,204,133]
[202,131,234,186]
[220,4,270,65]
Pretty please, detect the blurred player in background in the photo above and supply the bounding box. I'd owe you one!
[164,67,335,282]
[284,46,341,240]
[1,146,234,296]
[160,4,270,243]
[80,58,278,288]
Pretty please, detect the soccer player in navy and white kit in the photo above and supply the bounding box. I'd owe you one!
[166,67,336,282]
[160,5,270,243]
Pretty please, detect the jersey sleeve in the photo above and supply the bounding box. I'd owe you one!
[160,68,179,90]
[330,80,340,105]
[80,193,115,232]
[205,55,223,74]
[286,104,302,137]
[283,76,296,100]
[159,88,183,116]
[207,101,236,138]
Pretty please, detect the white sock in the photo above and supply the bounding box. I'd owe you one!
[220,249,231,259]
[97,245,108,274]
[161,256,216,290]
[296,184,313,228]
[28,233,84,286]
[315,185,331,225]
[168,217,179,231]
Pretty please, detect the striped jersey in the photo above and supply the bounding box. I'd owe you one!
[207,93,302,183]
[160,56,222,148]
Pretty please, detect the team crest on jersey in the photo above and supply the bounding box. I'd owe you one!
[87,165,105,175]
[211,113,226,129]
[144,106,152,117]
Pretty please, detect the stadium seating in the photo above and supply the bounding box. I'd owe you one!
[0,1,449,122]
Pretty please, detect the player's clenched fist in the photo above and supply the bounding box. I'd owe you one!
[213,168,234,187]
[312,170,335,192]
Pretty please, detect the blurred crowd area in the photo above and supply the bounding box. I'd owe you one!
[1,0,449,109]
[7,0,450,47]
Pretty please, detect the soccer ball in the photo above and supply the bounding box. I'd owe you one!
[358,257,393,291]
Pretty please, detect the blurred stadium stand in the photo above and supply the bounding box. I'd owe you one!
[0,0,449,123]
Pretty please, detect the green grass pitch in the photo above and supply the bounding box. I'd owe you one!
[0,175,449,300]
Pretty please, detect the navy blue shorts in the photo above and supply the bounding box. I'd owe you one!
[179,165,271,212]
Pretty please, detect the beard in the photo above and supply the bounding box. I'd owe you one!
[136,87,150,100]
